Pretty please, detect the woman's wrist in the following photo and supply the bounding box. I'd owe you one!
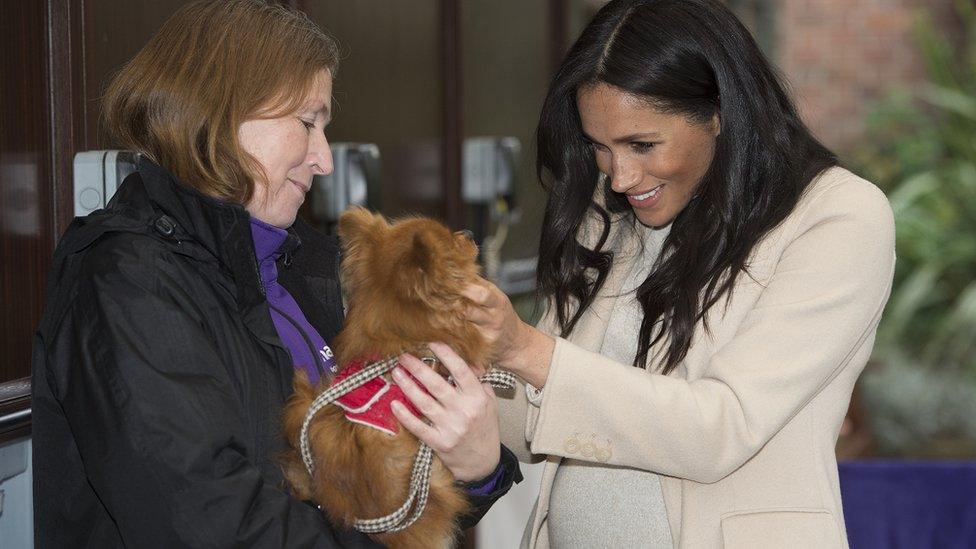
[456,451,505,495]
[451,445,501,483]
[499,322,555,388]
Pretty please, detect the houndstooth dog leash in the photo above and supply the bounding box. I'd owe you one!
[299,354,517,534]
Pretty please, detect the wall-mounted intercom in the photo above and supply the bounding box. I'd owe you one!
[308,143,380,228]
[461,136,536,295]
[462,136,520,207]
[72,150,142,217]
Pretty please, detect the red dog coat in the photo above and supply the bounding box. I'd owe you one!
[332,356,425,436]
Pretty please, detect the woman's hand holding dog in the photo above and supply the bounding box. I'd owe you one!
[462,282,555,389]
[390,342,501,482]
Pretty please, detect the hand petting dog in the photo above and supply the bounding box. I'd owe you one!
[461,281,556,389]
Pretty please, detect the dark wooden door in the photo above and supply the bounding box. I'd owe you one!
[1,0,57,441]
[1,0,204,441]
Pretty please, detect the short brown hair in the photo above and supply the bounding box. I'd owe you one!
[103,0,339,203]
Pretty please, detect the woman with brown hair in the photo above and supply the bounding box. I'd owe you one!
[31,2,519,547]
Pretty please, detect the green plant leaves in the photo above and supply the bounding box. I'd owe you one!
[858,1,976,455]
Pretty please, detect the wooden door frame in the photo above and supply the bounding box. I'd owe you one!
[0,0,88,443]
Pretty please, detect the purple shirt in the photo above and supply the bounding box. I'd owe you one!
[249,216,501,495]
[250,217,337,386]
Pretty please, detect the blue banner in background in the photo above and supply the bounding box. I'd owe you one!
[840,460,976,548]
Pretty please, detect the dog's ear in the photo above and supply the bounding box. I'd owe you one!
[395,225,476,309]
[337,207,387,250]
[405,225,478,271]
[337,207,389,295]
[406,228,438,270]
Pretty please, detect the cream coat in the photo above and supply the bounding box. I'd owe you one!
[497,167,896,548]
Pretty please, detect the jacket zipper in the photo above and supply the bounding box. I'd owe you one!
[268,302,327,378]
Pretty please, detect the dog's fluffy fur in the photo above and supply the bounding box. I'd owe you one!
[280,207,488,548]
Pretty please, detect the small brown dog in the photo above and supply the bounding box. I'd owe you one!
[280,207,488,548]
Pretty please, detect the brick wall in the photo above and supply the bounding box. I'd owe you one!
[771,0,961,155]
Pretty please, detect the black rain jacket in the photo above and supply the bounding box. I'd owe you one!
[31,159,520,548]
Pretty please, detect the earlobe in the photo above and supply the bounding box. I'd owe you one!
[711,113,721,136]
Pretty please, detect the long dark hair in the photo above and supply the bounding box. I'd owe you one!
[536,0,837,374]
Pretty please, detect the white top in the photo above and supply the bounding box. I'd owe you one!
[547,221,673,548]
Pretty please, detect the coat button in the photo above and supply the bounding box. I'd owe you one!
[580,442,596,458]
[563,435,580,454]
[154,215,177,237]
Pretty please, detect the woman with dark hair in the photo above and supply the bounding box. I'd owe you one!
[31,1,518,547]
[463,0,895,546]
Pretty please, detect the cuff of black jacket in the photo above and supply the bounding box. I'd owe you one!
[460,458,505,496]
[456,444,523,530]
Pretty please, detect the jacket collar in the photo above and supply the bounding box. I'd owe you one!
[115,159,269,312]
[134,158,250,263]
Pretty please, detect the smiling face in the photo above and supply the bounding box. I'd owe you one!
[577,82,720,228]
[239,69,334,228]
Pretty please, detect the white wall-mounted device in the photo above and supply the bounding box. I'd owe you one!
[309,143,380,225]
[460,136,538,295]
[462,136,521,206]
[72,150,141,217]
